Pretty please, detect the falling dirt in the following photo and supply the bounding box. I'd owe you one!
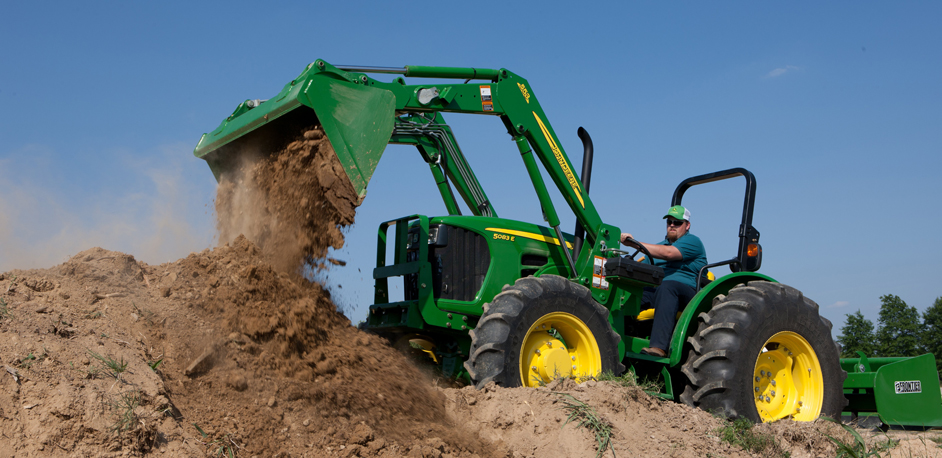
[1,127,940,457]
[214,127,358,274]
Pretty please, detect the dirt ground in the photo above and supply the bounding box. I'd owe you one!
[1,129,940,457]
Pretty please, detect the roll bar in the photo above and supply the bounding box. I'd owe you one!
[672,167,761,274]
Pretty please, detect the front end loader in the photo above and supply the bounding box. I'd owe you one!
[195,59,942,427]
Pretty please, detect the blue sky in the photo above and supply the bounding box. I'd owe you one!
[1,2,940,336]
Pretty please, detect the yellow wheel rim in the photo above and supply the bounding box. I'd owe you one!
[753,331,824,422]
[519,312,602,387]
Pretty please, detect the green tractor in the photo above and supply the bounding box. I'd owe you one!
[195,59,942,426]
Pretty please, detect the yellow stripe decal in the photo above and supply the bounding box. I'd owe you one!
[532,112,585,208]
[486,228,573,249]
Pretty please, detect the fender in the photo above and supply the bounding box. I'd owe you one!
[667,271,777,366]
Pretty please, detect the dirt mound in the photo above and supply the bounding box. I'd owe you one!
[445,379,866,458]
[2,248,938,457]
[0,242,498,457]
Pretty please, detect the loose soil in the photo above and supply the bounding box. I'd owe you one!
[1,128,939,457]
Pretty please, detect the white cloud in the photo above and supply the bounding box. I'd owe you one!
[766,65,800,78]
[829,301,851,308]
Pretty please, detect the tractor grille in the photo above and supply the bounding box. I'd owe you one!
[405,225,490,302]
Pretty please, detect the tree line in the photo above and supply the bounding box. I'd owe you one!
[837,294,942,373]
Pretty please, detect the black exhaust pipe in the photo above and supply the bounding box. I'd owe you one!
[573,127,593,258]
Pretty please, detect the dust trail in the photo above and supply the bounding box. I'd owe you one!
[0,144,214,271]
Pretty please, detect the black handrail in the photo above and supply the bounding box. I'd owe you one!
[696,259,739,291]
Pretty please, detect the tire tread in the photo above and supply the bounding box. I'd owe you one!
[680,280,848,422]
[464,275,623,388]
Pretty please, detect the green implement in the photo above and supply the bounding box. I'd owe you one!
[194,58,942,428]
[842,352,942,427]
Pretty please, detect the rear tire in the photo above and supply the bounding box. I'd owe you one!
[464,275,624,388]
[680,281,847,422]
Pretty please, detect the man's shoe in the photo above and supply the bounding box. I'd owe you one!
[640,347,667,357]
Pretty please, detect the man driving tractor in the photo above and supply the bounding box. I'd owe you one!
[621,205,707,357]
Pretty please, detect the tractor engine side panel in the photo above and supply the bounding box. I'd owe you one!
[405,225,491,302]
[433,226,491,301]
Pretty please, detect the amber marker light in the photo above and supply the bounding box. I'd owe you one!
[747,244,760,257]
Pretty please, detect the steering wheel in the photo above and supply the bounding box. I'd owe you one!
[621,236,655,265]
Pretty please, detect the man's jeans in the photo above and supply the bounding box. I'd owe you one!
[641,280,697,351]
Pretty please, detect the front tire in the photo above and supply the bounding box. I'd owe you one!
[680,281,847,422]
[464,275,624,388]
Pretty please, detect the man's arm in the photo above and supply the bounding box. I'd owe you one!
[620,233,683,261]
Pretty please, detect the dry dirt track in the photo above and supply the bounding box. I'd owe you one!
[1,128,940,457]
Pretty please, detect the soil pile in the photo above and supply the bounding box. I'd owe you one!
[445,379,862,458]
[0,240,499,457]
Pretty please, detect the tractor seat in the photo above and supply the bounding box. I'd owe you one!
[635,271,715,321]
[636,308,680,321]
[699,270,715,288]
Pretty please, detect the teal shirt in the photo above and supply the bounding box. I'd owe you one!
[654,232,707,289]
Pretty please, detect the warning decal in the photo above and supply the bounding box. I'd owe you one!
[592,256,609,290]
[480,85,493,111]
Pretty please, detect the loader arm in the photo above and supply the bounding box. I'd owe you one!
[195,59,616,281]
[344,63,613,280]
[373,64,607,245]
[390,112,496,218]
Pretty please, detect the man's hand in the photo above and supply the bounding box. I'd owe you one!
[620,232,638,247]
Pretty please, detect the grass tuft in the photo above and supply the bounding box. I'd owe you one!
[108,390,142,433]
[194,424,240,457]
[87,349,129,379]
[529,369,559,387]
[821,417,896,458]
[714,417,789,458]
[593,370,663,392]
[209,434,239,458]
[556,393,615,458]
[148,357,164,372]
[0,297,10,319]
[18,348,47,370]
[131,302,157,325]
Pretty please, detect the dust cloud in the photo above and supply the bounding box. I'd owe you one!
[0,144,214,270]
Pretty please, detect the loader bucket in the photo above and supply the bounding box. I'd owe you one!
[841,352,942,427]
[193,61,397,198]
